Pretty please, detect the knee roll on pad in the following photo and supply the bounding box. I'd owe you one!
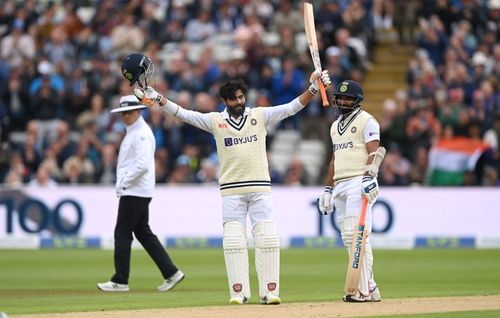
[253,220,280,249]
[223,221,247,250]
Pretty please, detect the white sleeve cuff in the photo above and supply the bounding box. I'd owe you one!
[161,100,180,116]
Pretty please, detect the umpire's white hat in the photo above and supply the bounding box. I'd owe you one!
[111,95,147,113]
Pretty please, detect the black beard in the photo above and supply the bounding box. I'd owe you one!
[228,105,244,118]
[339,106,355,116]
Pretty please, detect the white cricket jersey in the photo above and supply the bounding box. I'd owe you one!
[116,115,155,197]
[330,108,380,183]
[161,98,305,195]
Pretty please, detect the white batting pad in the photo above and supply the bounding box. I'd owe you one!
[223,221,250,300]
[340,214,372,295]
[253,220,280,298]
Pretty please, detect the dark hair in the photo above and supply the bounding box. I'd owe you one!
[219,79,248,100]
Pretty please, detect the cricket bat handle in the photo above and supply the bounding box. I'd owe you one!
[318,78,329,106]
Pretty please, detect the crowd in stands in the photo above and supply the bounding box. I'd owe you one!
[0,0,498,188]
[378,0,499,186]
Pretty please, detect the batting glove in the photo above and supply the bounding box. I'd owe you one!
[134,86,163,107]
[308,70,332,95]
[318,186,334,215]
[362,176,379,204]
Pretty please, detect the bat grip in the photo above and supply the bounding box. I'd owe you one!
[359,196,368,226]
[318,78,329,106]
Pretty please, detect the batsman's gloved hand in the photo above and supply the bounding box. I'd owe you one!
[308,70,332,95]
[318,186,334,215]
[362,176,379,204]
[134,86,163,107]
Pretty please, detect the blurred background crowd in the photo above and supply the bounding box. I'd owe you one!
[0,0,498,188]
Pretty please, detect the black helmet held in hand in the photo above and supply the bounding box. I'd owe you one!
[332,80,364,116]
[121,53,155,88]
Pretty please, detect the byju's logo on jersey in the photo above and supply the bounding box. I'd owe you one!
[333,141,354,151]
[224,135,258,147]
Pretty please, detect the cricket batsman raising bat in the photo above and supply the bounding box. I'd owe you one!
[121,52,331,305]
[304,2,329,106]
[318,79,386,302]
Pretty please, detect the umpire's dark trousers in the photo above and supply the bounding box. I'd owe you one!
[111,196,178,284]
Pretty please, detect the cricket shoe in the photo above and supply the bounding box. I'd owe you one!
[343,286,381,302]
[158,270,185,291]
[260,293,281,305]
[370,286,382,302]
[229,296,249,304]
[97,281,129,292]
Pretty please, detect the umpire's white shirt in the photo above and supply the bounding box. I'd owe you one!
[116,115,155,198]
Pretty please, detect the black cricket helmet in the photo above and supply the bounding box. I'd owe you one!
[121,53,155,88]
[332,80,364,114]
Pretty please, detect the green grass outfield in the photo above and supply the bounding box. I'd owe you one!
[0,248,499,316]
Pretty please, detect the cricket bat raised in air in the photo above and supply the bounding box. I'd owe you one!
[304,2,329,106]
[344,196,369,295]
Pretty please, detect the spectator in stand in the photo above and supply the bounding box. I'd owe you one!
[110,13,144,58]
[267,153,283,185]
[29,73,63,146]
[269,1,302,33]
[195,157,219,184]
[378,143,411,186]
[405,101,441,157]
[283,157,309,186]
[42,26,75,70]
[335,28,364,75]
[0,19,35,68]
[2,151,28,184]
[214,2,242,34]
[372,0,393,30]
[393,0,418,45]
[65,67,91,126]
[154,147,170,184]
[1,67,31,132]
[61,156,84,184]
[29,60,65,96]
[28,163,57,188]
[95,143,117,184]
[40,142,62,181]
[62,138,95,184]
[408,146,429,185]
[138,2,163,42]
[147,107,168,151]
[184,10,217,43]
[317,1,344,49]
[270,56,306,129]
[4,170,24,189]
[417,20,448,67]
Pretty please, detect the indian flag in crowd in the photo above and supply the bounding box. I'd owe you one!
[427,137,490,185]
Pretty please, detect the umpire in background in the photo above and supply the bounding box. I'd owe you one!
[97,95,184,292]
